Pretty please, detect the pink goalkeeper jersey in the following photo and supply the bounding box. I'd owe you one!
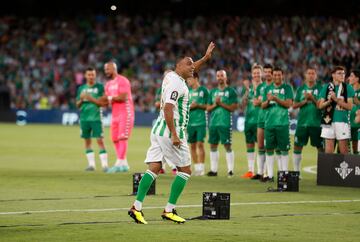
[105,75,134,121]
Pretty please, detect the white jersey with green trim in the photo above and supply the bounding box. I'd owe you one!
[152,71,190,139]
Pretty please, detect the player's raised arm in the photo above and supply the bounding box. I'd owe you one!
[194,42,215,73]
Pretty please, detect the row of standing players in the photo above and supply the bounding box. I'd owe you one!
[76,61,360,183]
[154,64,360,182]
[76,45,360,224]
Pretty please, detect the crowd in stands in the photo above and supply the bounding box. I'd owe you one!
[1,14,359,112]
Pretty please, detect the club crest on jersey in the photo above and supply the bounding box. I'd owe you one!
[170,91,178,101]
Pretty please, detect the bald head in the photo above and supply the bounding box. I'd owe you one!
[104,61,118,79]
[216,70,227,86]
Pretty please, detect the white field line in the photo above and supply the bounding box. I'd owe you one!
[303,165,317,174]
[1,199,360,215]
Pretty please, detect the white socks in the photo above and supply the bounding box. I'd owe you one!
[256,153,265,175]
[194,163,205,174]
[247,152,255,173]
[210,151,219,172]
[115,159,129,167]
[281,155,289,171]
[99,153,108,168]
[226,151,234,173]
[293,153,302,172]
[276,153,282,171]
[209,150,234,173]
[165,203,176,213]
[134,200,142,211]
[266,154,275,178]
[86,152,95,167]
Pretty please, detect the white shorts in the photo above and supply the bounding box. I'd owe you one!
[144,134,191,168]
[321,122,351,140]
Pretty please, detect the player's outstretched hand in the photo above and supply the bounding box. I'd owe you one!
[205,42,215,58]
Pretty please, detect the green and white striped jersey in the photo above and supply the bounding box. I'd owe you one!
[152,71,190,139]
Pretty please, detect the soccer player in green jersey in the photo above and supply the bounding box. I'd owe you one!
[292,67,323,173]
[76,67,109,172]
[251,64,273,180]
[348,69,360,154]
[318,66,354,154]
[187,72,209,176]
[207,70,238,177]
[128,42,215,224]
[261,67,293,182]
[240,64,263,178]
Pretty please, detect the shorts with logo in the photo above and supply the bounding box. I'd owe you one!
[144,133,191,168]
[321,122,351,140]
[245,122,257,144]
[80,121,103,139]
[187,125,206,143]
[264,125,290,151]
[294,126,322,148]
[208,126,232,145]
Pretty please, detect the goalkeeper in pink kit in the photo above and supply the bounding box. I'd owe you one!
[104,61,134,172]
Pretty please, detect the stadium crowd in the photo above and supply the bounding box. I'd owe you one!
[1,14,360,111]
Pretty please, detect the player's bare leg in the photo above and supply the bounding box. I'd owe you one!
[338,140,349,154]
[324,139,335,153]
[190,143,199,175]
[197,142,205,175]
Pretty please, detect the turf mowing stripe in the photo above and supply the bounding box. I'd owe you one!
[1,199,360,215]
[303,165,317,174]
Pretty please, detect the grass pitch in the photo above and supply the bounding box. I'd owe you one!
[0,123,359,242]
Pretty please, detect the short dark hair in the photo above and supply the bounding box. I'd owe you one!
[263,64,274,70]
[331,65,345,74]
[273,66,283,73]
[306,66,317,72]
[193,72,199,79]
[85,67,95,72]
[351,69,360,79]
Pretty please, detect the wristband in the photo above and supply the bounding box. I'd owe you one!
[107,96,113,102]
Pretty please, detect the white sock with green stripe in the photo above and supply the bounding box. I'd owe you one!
[266,152,275,178]
[293,150,302,171]
[275,150,282,171]
[247,148,255,173]
[281,152,289,171]
[257,150,265,175]
[210,151,219,172]
[99,150,108,168]
[86,149,95,168]
[226,151,234,173]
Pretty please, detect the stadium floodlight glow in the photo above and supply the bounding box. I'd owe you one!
[110,5,117,11]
